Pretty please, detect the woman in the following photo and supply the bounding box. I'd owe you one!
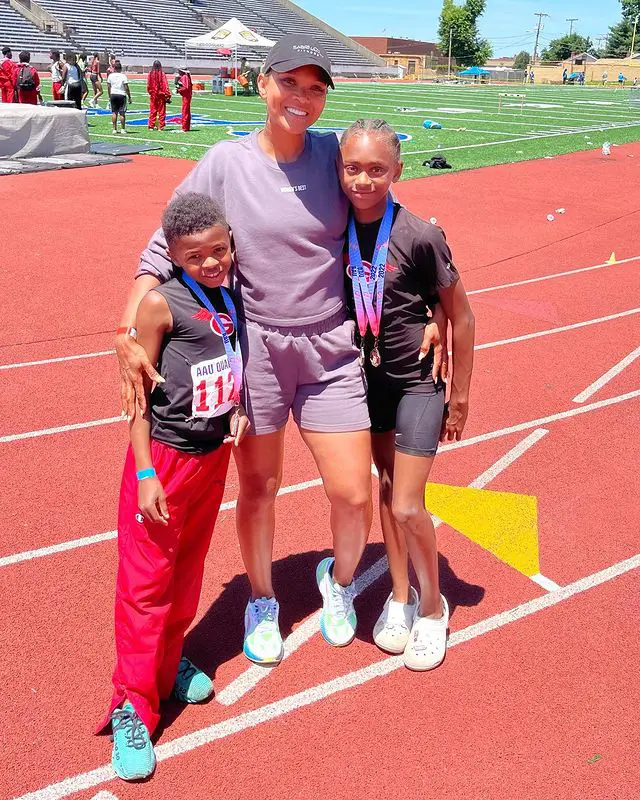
[107,60,132,134]
[175,66,193,132]
[63,51,83,110]
[116,36,440,666]
[89,52,103,108]
[147,60,171,131]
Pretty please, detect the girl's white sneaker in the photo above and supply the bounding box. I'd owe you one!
[403,595,449,671]
[373,587,419,654]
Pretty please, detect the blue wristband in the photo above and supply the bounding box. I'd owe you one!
[136,468,157,481]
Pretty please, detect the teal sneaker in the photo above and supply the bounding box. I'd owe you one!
[316,557,357,647]
[173,656,214,703]
[243,596,284,664]
[111,702,156,781]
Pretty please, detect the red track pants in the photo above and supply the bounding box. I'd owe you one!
[1,86,15,103]
[97,439,230,735]
[181,93,192,131]
[148,95,167,130]
[52,82,63,100]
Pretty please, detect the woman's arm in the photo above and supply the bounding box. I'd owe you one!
[129,291,172,525]
[437,279,475,441]
[116,274,164,418]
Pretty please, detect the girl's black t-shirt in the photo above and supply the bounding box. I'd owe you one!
[344,203,459,388]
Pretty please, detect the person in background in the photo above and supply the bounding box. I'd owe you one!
[239,56,258,94]
[601,70,608,86]
[108,60,132,134]
[50,50,65,100]
[89,52,103,107]
[618,71,626,88]
[78,50,90,106]
[107,54,116,76]
[147,60,171,131]
[16,51,42,105]
[0,45,17,103]
[64,51,84,110]
[175,66,193,132]
[562,67,568,84]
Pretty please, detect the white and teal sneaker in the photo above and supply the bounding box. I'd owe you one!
[173,656,214,703]
[316,557,357,647]
[243,596,284,665]
[111,702,156,781]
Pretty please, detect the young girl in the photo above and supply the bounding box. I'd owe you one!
[339,119,475,671]
[175,66,193,132]
[107,60,132,134]
[147,60,171,131]
[97,192,250,781]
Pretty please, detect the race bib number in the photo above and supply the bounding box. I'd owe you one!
[191,355,235,419]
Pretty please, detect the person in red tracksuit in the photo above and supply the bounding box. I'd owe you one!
[175,66,193,132]
[0,46,18,103]
[16,51,42,105]
[147,59,171,130]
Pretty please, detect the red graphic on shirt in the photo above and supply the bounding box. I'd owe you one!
[345,257,397,280]
[192,308,235,336]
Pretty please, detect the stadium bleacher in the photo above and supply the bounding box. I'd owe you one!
[0,0,67,54]
[2,0,382,70]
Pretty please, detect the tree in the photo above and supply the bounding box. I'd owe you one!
[540,33,592,61]
[513,50,531,70]
[438,0,492,68]
[605,0,640,57]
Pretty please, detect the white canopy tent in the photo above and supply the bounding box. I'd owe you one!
[185,18,275,94]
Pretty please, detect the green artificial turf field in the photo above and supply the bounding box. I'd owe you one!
[43,79,640,177]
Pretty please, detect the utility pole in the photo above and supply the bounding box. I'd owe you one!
[566,18,578,36]
[447,26,453,79]
[630,13,640,57]
[533,12,549,64]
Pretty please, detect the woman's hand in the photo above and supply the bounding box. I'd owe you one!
[138,477,170,526]
[418,304,449,382]
[116,332,164,418]
[224,405,251,446]
[440,395,469,442]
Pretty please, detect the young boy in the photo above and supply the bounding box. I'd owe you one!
[49,50,65,100]
[0,46,17,103]
[340,119,475,671]
[16,51,42,105]
[97,192,249,781]
[175,66,193,132]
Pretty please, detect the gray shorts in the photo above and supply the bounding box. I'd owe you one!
[240,310,370,435]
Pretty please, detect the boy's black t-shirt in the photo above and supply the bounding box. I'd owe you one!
[344,203,459,388]
[150,273,239,454]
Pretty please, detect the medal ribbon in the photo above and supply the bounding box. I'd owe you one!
[347,197,394,340]
[182,273,243,404]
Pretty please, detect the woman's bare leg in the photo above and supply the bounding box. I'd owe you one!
[233,429,286,599]
[300,428,372,586]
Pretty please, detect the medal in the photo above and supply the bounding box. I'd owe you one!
[182,273,243,404]
[348,198,394,368]
[359,344,366,367]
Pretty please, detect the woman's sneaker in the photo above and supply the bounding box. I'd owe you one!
[243,596,284,665]
[403,595,449,672]
[373,587,419,654]
[111,702,156,781]
[172,656,214,703]
[316,557,357,647]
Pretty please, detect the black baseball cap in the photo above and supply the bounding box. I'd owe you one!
[263,35,334,89]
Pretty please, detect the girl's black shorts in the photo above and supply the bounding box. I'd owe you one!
[367,377,446,457]
[110,95,127,114]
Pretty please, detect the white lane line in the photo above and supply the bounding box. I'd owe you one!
[475,308,640,351]
[0,479,322,569]
[530,573,562,591]
[0,351,114,371]
[3,256,637,373]
[467,255,640,296]
[216,429,548,706]
[572,345,640,404]
[89,793,119,800]
[16,551,640,800]
[2,391,638,567]
[439,389,640,453]
[0,417,122,444]
[3,312,635,446]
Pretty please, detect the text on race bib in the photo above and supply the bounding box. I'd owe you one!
[190,355,235,419]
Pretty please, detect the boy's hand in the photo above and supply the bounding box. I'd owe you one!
[138,477,170,525]
[224,405,251,446]
[440,395,469,443]
[116,333,164,418]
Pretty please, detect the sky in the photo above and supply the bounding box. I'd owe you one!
[294,0,624,55]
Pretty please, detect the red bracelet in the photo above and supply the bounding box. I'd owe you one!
[116,326,137,339]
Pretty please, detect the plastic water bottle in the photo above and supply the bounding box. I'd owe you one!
[602,142,611,156]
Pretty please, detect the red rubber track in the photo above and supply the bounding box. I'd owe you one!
[1,143,639,800]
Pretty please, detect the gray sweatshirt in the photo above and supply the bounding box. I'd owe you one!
[137,130,349,327]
